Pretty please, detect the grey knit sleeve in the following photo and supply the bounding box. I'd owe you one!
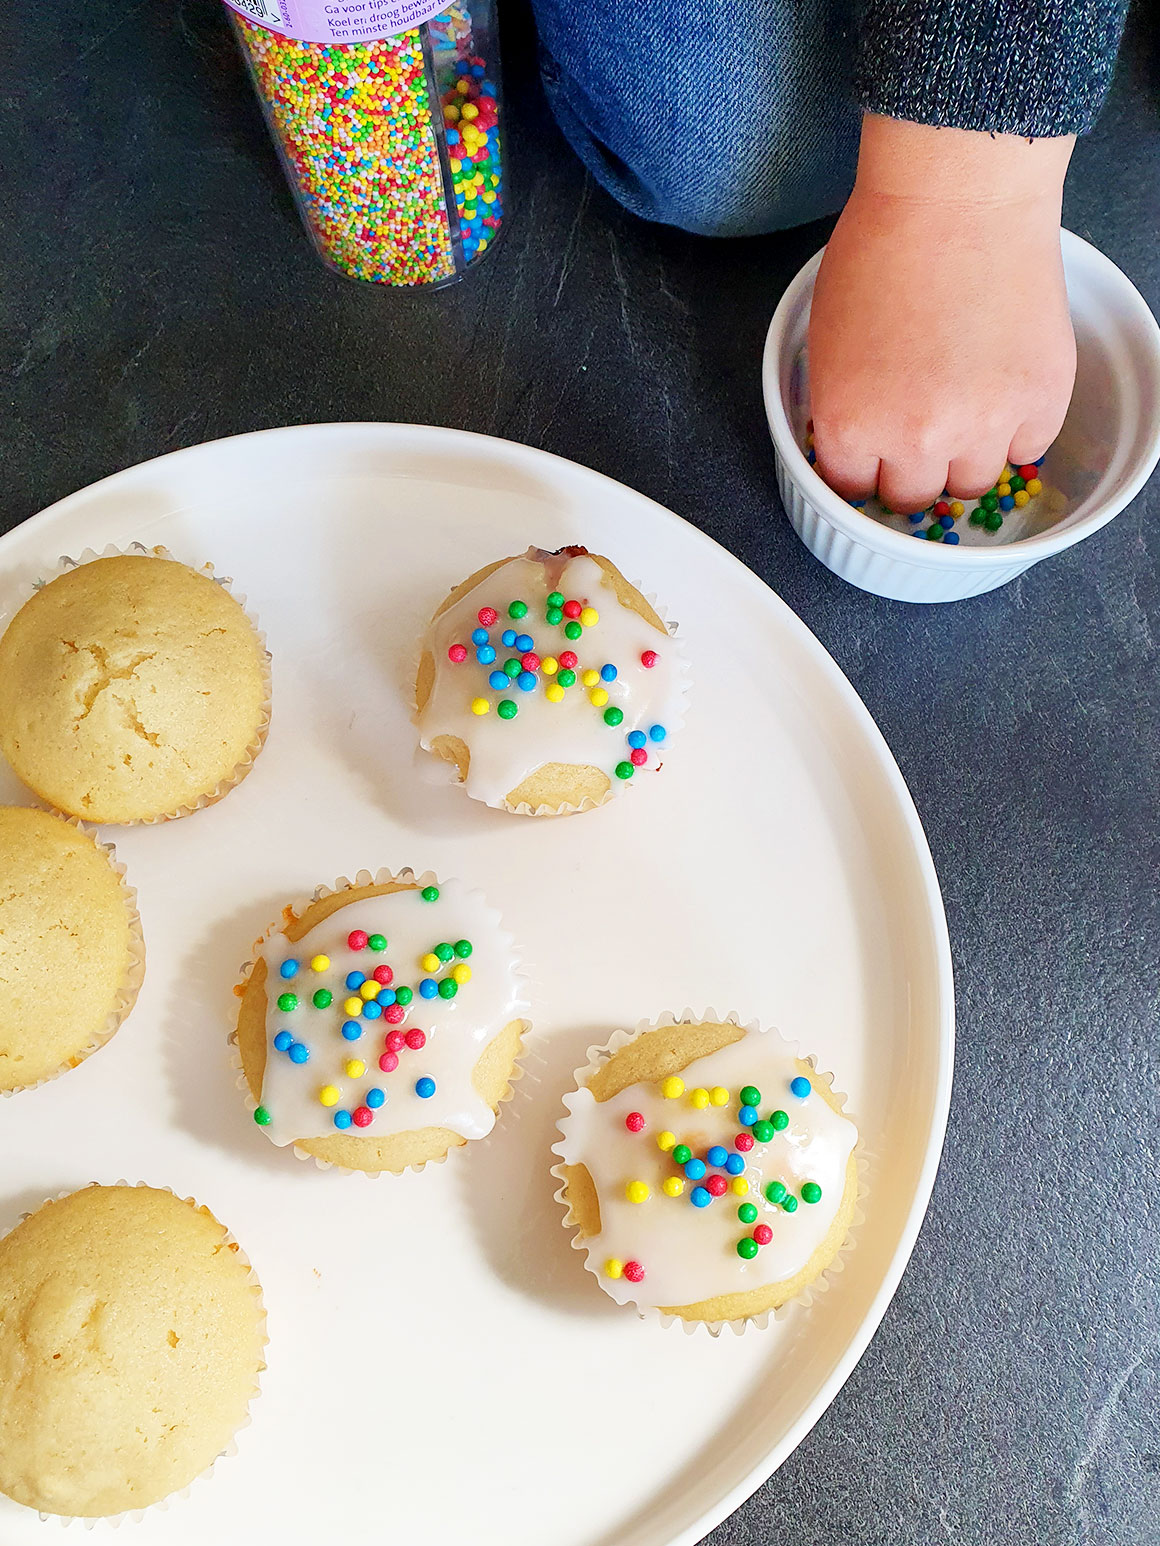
[855,0,1132,137]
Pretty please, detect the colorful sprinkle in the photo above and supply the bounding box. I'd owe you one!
[405,1029,427,1050]
[731,1177,749,1195]
[605,1258,623,1279]
[348,930,368,951]
[344,1059,366,1079]
[736,1237,759,1260]
[626,730,647,749]
[725,1152,746,1176]
[753,1224,774,1246]
[615,761,634,780]
[319,1085,340,1107]
[341,1020,362,1041]
[276,992,298,1013]
[649,725,666,742]
[497,699,518,719]
[603,706,624,726]
[690,1087,710,1110]
[449,644,469,663]
[368,933,387,951]
[478,607,498,627]
[273,1030,293,1052]
[622,1260,645,1284]
[352,1105,374,1127]
[765,1180,787,1204]
[333,1109,352,1130]
[738,1202,759,1224]
[690,1186,711,1208]
[801,1181,823,1203]
[790,1076,812,1098]
[558,651,578,670]
[625,1180,650,1204]
[671,1144,692,1166]
[415,1076,436,1098]
[660,1076,685,1099]
[752,1119,774,1143]
[684,1158,707,1181]
[420,887,439,903]
[735,1132,755,1152]
[279,959,299,979]
[579,607,599,627]
[641,650,659,668]
[706,1145,729,1167]
[662,1176,685,1197]
[508,600,528,619]
[657,1130,676,1151]
[312,988,333,1009]
[600,664,617,682]
[379,1051,398,1072]
[710,1086,730,1106]
[253,1105,271,1125]
[771,1109,789,1131]
[782,1194,799,1213]
[625,1111,646,1133]
[706,1174,728,1197]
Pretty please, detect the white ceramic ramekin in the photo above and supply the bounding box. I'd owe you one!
[763,229,1160,603]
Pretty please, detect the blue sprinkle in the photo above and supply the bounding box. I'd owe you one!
[362,1000,382,1020]
[684,1158,707,1181]
[913,531,926,539]
[790,1075,812,1099]
[415,1076,436,1098]
[944,532,960,545]
[333,1109,352,1130]
[273,1031,293,1052]
[470,62,484,75]
[706,1145,728,1168]
[471,627,489,646]
[626,730,647,750]
[345,971,365,991]
[377,988,396,1006]
[999,495,1015,510]
[489,670,508,690]
[341,1020,363,1041]
[807,449,816,465]
[288,1042,309,1064]
[515,633,534,653]
[649,724,666,742]
[481,79,495,92]
[690,1186,712,1208]
[366,1087,385,1109]
[517,671,537,691]
[279,959,300,979]
[419,978,438,1000]
[849,499,866,508]
[738,1104,758,1126]
[600,663,617,682]
[939,514,954,530]
[725,1152,746,1176]
[501,629,517,647]
[476,645,496,665]
[446,129,459,145]
[908,511,924,524]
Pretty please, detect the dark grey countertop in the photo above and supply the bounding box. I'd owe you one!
[3,3,1158,1542]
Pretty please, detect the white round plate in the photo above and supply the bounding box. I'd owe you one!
[0,425,952,1546]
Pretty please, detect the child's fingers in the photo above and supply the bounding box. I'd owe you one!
[813,442,881,501]
[878,457,949,516]
[1008,422,1055,471]
[946,450,1009,500]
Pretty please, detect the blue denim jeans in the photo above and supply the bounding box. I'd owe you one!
[532,0,861,236]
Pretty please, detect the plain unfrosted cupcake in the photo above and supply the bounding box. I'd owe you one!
[415,546,685,814]
[0,551,270,823]
[0,1185,266,1519]
[0,806,144,1093]
[553,1013,859,1327]
[234,871,529,1173]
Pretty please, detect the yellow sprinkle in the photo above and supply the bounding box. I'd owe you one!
[625,1180,650,1204]
[319,1085,340,1107]
[460,101,478,120]
[541,656,558,675]
[950,501,964,518]
[581,668,600,688]
[545,683,565,703]
[310,954,330,973]
[421,953,440,973]
[709,1086,730,1107]
[731,1177,749,1196]
[471,697,490,716]
[605,1258,623,1279]
[1001,465,1013,481]
[589,688,609,707]
[657,1130,676,1151]
[449,157,462,172]
[662,1176,684,1197]
[1026,478,1042,495]
[998,483,1011,498]
[580,607,599,627]
[359,980,379,1000]
[660,1076,684,1099]
[344,1060,365,1079]
[343,996,363,1017]
[689,1087,710,1110]
[451,963,471,984]
[1013,489,1030,507]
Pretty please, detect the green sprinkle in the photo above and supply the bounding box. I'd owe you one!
[546,606,563,625]
[984,511,1003,533]
[547,591,565,607]
[736,1237,759,1260]
[615,761,634,779]
[740,1085,762,1108]
[969,508,986,526]
[557,668,576,688]
[672,1144,691,1166]
[981,492,999,512]
[752,1119,774,1143]
[435,942,455,963]
[603,706,624,727]
[438,977,458,999]
[508,600,528,619]
[497,699,518,720]
[801,1182,822,1204]
[276,993,298,1013]
[771,1110,789,1131]
[312,989,333,1009]
[926,525,944,541]
[420,887,439,903]
[253,1105,272,1126]
[738,1202,758,1224]
[564,621,582,641]
[1009,474,1025,492]
[395,986,414,1005]
[504,658,522,678]
[453,939,473,958]
[781,1194,799,1213]
[368,933,387,951]
[765,1180,787,1204]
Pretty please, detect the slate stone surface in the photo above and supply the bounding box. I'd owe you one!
[2,3,1157,1542]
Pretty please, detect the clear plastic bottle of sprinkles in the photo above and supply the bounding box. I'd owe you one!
[224,0,504,287]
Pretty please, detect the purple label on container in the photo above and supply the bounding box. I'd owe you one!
[223,0,449,45]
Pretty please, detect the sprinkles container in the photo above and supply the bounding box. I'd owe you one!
[226,0,505,287]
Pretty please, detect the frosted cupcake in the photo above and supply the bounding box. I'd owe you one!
[0,1185,265,1519]
[0,550,270,823]
[415,546,685,814]
[554,1013,858,1327]
[0,806,144,1093]
[235,871,529,1173]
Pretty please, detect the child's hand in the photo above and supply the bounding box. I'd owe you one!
[808,117,1077,515]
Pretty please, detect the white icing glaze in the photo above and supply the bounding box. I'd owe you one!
[416,551,685,808]
[257,879,527,1147]
[555,1028,857,1311]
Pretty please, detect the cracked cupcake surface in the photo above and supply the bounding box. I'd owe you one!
[0,554,269,823]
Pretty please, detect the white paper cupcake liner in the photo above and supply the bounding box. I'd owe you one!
[551,1008,866,1338]
[412,547,691,818]
[230,866,532,1176]
[0,1181,266,1526]
[1,813,145,1097]
[19,543,272,825]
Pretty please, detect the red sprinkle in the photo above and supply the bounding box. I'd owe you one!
[521,652,540,672]
[706,1174,728,1197]
[933,500,950,518]
[384,1004,405,1024]
[558,650,578,670]
[753,1224,773,1246]
[735,1133,755,1152]
[352,1105,374,1127]
[640,650,658,669]
[630,747,648,767]
[477,606,498,626]
[1017,464,1038,481]
[448,643,468,663]
[625,1111,646,1133]
[372,965,394,986]
[405,1028,427,1050]
[623,1260,645,1283]
[379,1051,399,1073]
[348,930,368,951]
[385,1030,406,1053]
[562,599,583,619]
